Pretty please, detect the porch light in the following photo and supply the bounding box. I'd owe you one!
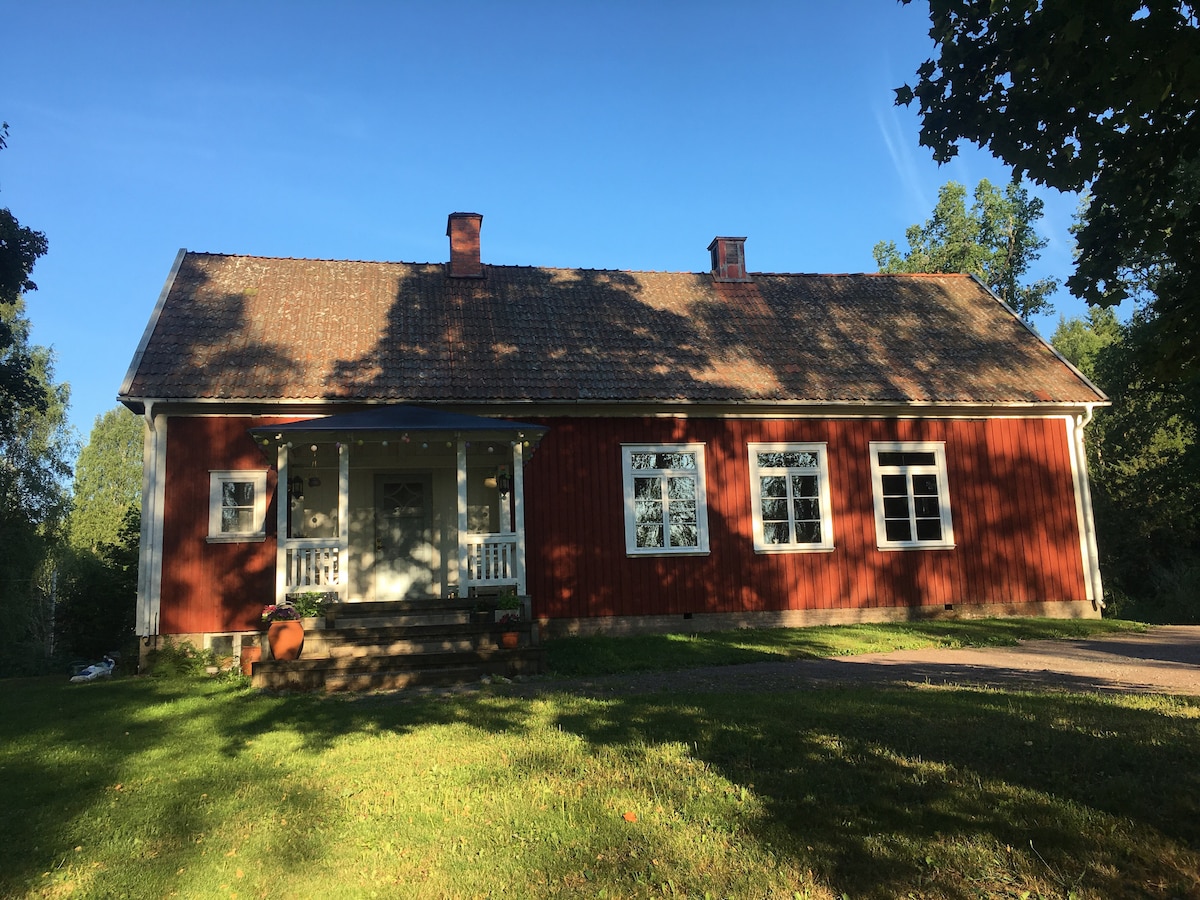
[289,476,305,500]
[497,468,512,498]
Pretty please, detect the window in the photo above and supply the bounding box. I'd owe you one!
[748,443,834,552]
[622,444,709,555]
[208,471,269,542]
[869,442,954,549]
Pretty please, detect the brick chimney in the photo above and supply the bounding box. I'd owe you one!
[708,236,750,282]
[446,212,484,278]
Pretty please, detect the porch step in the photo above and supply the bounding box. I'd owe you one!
[253,646,543,693]
[325,599,481,629]
[326,624,509,657]
[252,598,541,693]
[325,598,478,623]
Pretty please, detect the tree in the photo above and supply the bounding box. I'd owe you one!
[874,178,1058,319]
[56,507,139,660]
[0,300,74,672]
[1052,310,1200,621]
[0,122,50,442]
[1050,306,1121,383]
[68,406,143,552]
[896,1,1200,381]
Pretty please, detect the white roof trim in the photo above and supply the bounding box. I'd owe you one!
[118,248,187,400]
[966,273,1109,403]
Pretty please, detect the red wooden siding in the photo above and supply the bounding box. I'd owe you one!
[155,413,1087,634]
[158,416,288,634]
[522,417,1086,620]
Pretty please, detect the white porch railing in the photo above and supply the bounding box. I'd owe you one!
[465,533,518,588]
[280,534,519,598]
[284,539,342,595]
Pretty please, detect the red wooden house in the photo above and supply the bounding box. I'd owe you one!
[119,212,1107,664]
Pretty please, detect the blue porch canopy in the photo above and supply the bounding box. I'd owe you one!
[250,404,548,446]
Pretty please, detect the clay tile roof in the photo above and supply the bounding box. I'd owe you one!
[119,252,1105,406]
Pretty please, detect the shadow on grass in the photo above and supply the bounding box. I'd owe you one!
[542,617,1146,677]
[219,676,1198,897]
[3,642,1198,898]
[539,687,1200,898]
[0,677,331,898]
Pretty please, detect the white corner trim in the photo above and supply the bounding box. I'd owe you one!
[1066,411,1105,608]
[137,409,168,637]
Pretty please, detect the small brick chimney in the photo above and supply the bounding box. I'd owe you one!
[446,212,484,278]
[708,236,750,282]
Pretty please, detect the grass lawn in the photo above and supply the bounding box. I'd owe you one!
[543,616,1146,676]
[2,620,1197,899]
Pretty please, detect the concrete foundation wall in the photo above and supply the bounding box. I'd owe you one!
[538,600,1099,640]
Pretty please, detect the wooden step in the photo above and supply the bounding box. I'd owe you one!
[252,646,543,693]
[253,598,541,692]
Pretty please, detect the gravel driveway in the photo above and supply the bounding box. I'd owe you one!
[525,625,1200,698]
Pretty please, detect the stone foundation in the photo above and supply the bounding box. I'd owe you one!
[537,600,1099,640]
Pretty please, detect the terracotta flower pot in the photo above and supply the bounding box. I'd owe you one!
[500,630,519,650]
[240,645,262,676]
[267,620,305,660]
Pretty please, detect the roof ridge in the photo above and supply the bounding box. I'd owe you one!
[182,251,977,281]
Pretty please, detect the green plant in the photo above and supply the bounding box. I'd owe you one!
[288,591,330,619]
[143,637,215,678]
[496,590,521,610]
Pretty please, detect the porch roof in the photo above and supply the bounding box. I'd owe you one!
[249,405,548,446]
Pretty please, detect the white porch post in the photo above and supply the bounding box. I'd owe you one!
[456,438,469,596]
[338,441,349,602]
[275,444,288,605]
[512,440,527,595]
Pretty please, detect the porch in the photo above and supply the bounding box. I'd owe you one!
[251,405,547,606]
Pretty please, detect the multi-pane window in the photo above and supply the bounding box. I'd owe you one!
[622,445,709,554]
[869,443,954,549]
[208,471,268,541]
[748,443,834,552]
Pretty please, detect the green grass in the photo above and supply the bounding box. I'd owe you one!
[543,616,1145,677]
[2,628,1196,900]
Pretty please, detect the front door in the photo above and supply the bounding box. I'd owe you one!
[373,474,435,602]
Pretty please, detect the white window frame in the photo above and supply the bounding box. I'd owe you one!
[207,470,269,543]
[621,443,710,556]
[869,442,954,550]
[747,442,835,552]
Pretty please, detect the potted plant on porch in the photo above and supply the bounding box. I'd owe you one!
[494,590,522,622]
[497,613,520,650]
[261,601,305,660]
[288,591,330,628]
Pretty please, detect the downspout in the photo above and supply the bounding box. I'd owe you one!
[1071,405,1105,610]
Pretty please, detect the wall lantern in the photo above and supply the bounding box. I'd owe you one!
[496,466,512,498]
[289,476,305,500]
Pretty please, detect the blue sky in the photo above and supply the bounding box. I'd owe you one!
[3,1,1088,442]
